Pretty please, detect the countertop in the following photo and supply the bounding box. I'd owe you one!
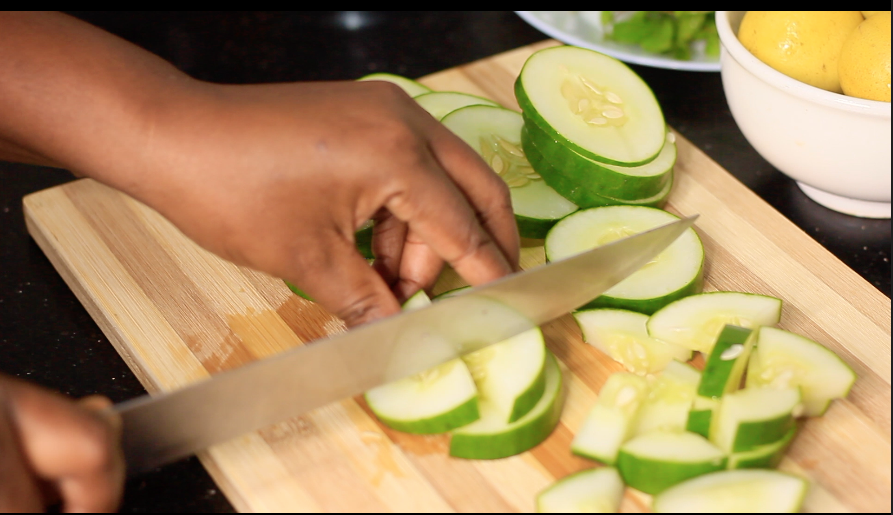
[1,11,889,513]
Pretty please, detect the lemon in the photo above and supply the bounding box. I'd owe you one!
[737,11,864,93]
[838,11,891,102]
[860,11,886,18]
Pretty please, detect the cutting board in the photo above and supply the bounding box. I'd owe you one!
[23,40,891,513]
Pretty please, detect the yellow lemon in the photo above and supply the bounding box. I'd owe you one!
[860,11,885,18]
[737,11,864,93]
[839,11,891,102]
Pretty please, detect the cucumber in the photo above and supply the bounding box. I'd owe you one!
[522,114,676,202]
[687,325,756,437]
[414,91,500,120]
[449,351,564,460]
[617,430,727,495]
[571,372,649,465]
[633,360,701,436]
[746,326,857,417]
[544,206,704,314]
[441,105,578,239]
[710,386,800,454]
[647,292,783,354]
[536,467,625,513]
[515,45,666,167]
[573,308,692,375]
[727,426,797,470]
[364,291,479,434]
[651,469,809,513]
[357,72,432,98]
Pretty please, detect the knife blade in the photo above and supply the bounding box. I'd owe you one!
[115,214,697,474]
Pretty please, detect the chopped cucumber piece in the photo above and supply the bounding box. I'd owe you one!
[574,308,692,375]
[357,72,432,98]
[651,469,809,513]
[571,372,649,465]
[634,360,701,436]
[746,326,857,417]
[727,426,797,470]
[523,114,675,202]
[545,206,704,314]
[414,91,500,120]
[710,386,800,453]
[687,325,755,437]
[515,45,666,167]
[449,351,564,460]
[647,291,783,354]
[441,105,578,238]
[617,430,727,495]
[536,467,625,513]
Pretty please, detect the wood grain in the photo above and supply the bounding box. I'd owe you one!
[23,40,891,513]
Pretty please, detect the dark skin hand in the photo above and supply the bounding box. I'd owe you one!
[0,11,520,512]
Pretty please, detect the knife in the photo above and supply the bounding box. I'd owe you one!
[114,214,697,474]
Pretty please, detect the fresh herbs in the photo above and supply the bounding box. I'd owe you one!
[600,11,719,61]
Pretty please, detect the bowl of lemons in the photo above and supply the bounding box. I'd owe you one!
[716,11,891,218]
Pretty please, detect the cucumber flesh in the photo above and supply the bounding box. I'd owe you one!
[545,206,705,314]
[651,469,809,513]
[574,308,692,375]
[441,105,578,239]
[710,386,800,453]
[449,351,564,460]
[647,291,783,354]
[746,326,856,417]
[617,430,727,495]
[515,45,666,167]
[414,90,500,120]
[571,372,649,465]
[357,72,432,98]
[634,360,701,436]
[536,467,625,513]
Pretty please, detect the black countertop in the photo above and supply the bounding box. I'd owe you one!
[1,11,889,513]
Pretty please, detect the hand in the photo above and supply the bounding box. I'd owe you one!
[0,375,124,513]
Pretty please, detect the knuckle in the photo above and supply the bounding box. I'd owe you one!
[334,291,387,328]
[75,417,119,473]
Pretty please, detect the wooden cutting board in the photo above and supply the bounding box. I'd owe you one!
[23,40,891,513]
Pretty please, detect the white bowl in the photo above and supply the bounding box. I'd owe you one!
[716,11,891,218]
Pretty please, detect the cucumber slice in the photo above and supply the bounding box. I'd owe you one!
[414,91,500,120]
[710,386,800,453]
[515,45,666,167]
[727,426,797,470]
[545,206,705,314]
[574,308,692,375]
[651,469,809,513]
[536,467,625,513]
[571,372,649,465]
[617,430,727,495]
[647,292,783,354]
[364,291,479,434]
[687,325,756,437]
[441,105,578,239]
[449,351,564,460]
[634,360,701,436]
[523,114,675,201]
[746,326,857,417]
[357,72,432,98]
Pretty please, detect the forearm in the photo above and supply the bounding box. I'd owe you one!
[0,12,194,188]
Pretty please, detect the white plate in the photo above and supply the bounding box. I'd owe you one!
[515,11,721,72]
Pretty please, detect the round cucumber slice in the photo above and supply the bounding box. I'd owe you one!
[449,351,564,460]
[536,467,625,513]
[617,430,727,495]
[574,308,692,375]
[571,372,649,465]
[522,126,674,209]
[414,91,500,120]
[727,426,797,470]
[441,105,578,239]
[647,291,783,354]
[545,206,705,314]
[634,360,701,436]
[710,386,800,454]
[746,326,857,417]
[651,469,809,513]
[357,72,432,98]
[515,45,666,167]
[523,113,675,201]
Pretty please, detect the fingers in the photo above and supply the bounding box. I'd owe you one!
[0,391,45,513]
